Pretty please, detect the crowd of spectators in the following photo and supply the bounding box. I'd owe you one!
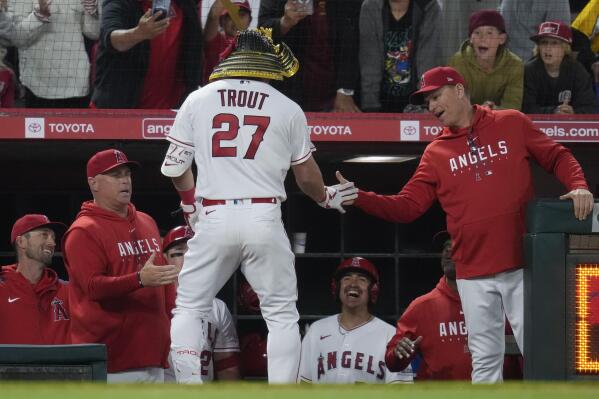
[0,0,597,113]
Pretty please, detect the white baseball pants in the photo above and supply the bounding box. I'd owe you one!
[457,268,524,383]
[107,367,165,383]
[171,200,300,383]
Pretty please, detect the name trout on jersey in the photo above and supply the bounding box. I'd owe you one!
[316,351,386,380]
[217,89,270,110]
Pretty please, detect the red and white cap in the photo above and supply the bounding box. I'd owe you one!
[221,0,251,17]
[11,214,67,244]
[86,149,139,178]
[162,225,194,252]
[530,21,572,44]
[410,66,467,104]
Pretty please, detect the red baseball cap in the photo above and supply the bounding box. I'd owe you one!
[469,9,506,36]
[11,214,67,244]
[530,21,572,44]
[221,0,251,17]
[410,66,466,104]
[162,225,194,252]
[87,149,139,178]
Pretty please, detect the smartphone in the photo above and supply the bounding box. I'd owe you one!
[152,0,171,20]
[293,0,314,15]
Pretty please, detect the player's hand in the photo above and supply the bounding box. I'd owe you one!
[394,336,422,359]
[318,185,346,214]
[136,9,169,40]
[335,171,358,205]
[139,253,181,287]
[181,201,199,232]
[560,188,594,221]
[334,93,361,113]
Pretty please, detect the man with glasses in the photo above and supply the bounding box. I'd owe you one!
[337,66,594,382]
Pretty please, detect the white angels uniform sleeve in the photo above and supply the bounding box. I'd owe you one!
[289,109,315,166]
[177,79,314,201]
[212,298,240,353]
[166,96,195,150]
[296,315,411,384]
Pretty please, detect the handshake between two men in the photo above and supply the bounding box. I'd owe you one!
[318,171,358,214]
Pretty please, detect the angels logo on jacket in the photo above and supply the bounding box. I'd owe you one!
[448,140,508,177]
[52,298,69,322]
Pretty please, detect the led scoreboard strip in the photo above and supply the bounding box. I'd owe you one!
[525,200,599,380]
[575,264,599,374]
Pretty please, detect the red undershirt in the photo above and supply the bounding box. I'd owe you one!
[138,0,185,109]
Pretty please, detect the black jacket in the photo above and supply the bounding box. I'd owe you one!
[523,56,597,114]
[92,0,202,108]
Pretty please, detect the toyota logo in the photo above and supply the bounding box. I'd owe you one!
[28,123,42,133]
[403,126,417,136]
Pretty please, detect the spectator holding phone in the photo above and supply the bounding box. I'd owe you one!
[91,0,202,108]
[203,0,253,83]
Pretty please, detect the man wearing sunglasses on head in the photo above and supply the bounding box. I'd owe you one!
[336,66,594,383]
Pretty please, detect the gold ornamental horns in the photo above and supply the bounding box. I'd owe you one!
[209,28,300,82]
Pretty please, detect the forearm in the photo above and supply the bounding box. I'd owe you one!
[354,190,428,224]
[292,157,326,203]
[171,167,195,192]
[87,272,141,301]
[109,27,145,52]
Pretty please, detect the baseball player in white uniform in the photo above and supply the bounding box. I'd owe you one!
[160,28,358,384]
[298,257,413,384]
[161,226,241,382]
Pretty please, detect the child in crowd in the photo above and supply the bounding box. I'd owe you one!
[448,9,523,110]
[523,21,597,114]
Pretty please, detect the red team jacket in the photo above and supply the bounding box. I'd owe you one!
[63,201,175,373]
[385,277,470,380]
[0,265,70,344]
[356,106,588,279]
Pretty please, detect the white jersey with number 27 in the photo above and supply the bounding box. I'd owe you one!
[166,79,315,201]
[299,315,413,384]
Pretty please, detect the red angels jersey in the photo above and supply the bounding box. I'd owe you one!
[386,277,471,380]
[0,265,70,344]
[166,298,240,381]
[299,315,413,383]
[166,79,315,201]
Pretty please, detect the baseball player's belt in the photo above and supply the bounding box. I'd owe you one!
[202,198,278,206]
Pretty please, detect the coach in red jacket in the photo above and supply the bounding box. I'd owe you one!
[63,149,179,382]
[0,214,70,344]
[338,66,594,383]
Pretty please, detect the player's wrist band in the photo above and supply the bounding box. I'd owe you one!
[137,271,144,288]
[177,187,196,205]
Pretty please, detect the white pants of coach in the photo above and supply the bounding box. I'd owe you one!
[107,367,165,383]
[457,268,524,383]
[170,199,300,383]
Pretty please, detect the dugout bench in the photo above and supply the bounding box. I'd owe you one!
[0,344,107,381]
